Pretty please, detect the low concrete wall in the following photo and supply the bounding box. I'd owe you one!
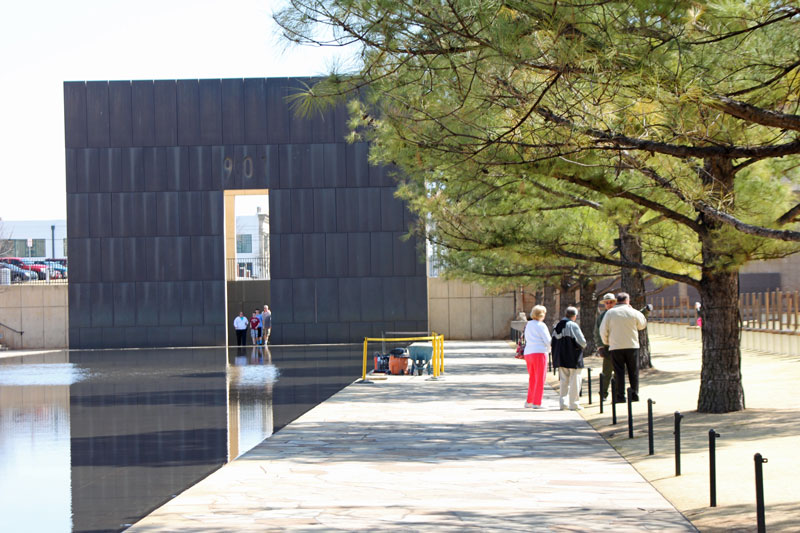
[649,321,800,356]
[0,285,68,350]
[428,278,515,340]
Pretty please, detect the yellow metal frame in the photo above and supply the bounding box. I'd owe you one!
[361,333,445,381]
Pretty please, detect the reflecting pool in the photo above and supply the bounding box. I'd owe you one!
[0,344,362,532]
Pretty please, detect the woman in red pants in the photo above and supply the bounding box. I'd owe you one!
[523,305,551,409]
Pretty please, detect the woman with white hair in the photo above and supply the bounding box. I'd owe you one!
[522,305,551,409]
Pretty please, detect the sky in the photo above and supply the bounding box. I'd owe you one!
[0,0,356,222]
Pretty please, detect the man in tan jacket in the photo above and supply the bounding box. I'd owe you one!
[599,292,647,403]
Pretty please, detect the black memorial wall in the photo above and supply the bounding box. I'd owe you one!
[64,78,427,348]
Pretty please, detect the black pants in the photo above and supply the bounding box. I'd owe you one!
[611,348,639,401]
[598,347,614,397]
[235,329,247,346]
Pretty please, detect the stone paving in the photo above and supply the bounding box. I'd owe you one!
[128,341,696,532]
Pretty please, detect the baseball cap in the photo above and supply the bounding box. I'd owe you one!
[601,293,615,302]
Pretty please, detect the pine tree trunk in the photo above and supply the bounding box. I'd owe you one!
[697,270,743,412]
[579,276,597,355]
[619,225,651,369]
[696,157,744,413]
[543,283,557,330]
[559,275,572,317]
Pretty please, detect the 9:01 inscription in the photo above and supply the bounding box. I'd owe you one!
[223,156,254,179]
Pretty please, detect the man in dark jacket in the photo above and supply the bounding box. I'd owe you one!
[552,306,587,410]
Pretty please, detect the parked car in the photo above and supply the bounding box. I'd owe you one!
[33,260,66,279]
[0,263,34,282]
[47,261,67,279]
[1,258,46,280]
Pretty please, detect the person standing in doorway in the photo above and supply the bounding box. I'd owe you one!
[600,292,648,403]
[593,293,617,400]
[261,305,272,345]
[233,311,248,346]
[249,311,261,345]
[552,306,587,410]
[523,305,551,409]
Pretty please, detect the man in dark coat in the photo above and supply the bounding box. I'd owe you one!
[552,306,587,410]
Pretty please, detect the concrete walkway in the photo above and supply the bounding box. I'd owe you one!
[128,341,696,532]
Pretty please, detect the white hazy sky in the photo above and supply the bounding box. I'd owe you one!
[0,0,355,221]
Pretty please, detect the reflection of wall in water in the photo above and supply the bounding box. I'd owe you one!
[2,345,363,533]
[266,345,364,432]
[68,349,228,533]
[0,352,72,532]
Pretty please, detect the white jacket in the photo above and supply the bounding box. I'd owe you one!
[599,304,647,350]
[523,319,551,355]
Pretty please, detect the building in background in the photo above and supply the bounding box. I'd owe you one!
[0,219,67,259]
[233,209,269,280]
[63,77,429,348]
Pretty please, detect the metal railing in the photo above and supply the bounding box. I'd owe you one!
[226,257,270,281]
[650,290,800,333]
[23,277,68,285]
[0,320,24,349]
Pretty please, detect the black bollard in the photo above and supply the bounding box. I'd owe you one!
[627,388,634,438]
[599,373,605,414]
[611,377,617,425]
[709,429,720,507]
[647,399,656,455]
[587,367,592,405]
[674,411,684,476]
[755,453,768,533]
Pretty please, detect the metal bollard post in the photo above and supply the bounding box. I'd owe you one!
[599,373,605,414]
[587,367,592,404]
[755,453,768,533]
[611,377,617,425]
[647,399,656,455]
[627,388,634,438]
[709,429,720,507]
[674,411,684,476]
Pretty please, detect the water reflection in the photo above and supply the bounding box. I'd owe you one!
[0,352,72,532]
[0,344,361,532]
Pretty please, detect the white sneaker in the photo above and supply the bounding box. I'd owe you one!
[570,405,584,411]
[524,402,534,408]
[560,404,568,411]
[532,405,545,409]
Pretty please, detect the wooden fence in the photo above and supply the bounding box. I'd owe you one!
[651,291,800,333]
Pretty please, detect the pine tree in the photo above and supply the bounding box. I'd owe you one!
[276,0,800,412]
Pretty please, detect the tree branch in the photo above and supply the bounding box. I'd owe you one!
[535,107,800,160]
[688,9,800,45]
[696,203,800,241]
[713,95,800,132]
[777,203,800,225]
[550,246,700,288]
[555,171,703,233]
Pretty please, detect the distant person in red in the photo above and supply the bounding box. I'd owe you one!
[249,311,261,345]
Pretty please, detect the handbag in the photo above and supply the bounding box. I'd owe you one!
[515,339,525,359]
